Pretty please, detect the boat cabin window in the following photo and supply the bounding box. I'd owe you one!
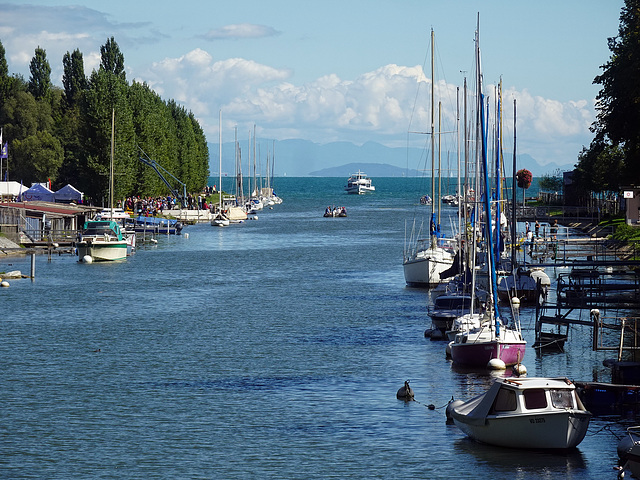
[550,389,574,409]
[523,389,547,409]
[492,387,517,412]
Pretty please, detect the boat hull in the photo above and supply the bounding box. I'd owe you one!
[77,241,128,261]
[453,410,591,449]
[403,247,454,287]
[450,338,526,367]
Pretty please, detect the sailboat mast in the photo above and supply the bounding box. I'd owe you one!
[430,28,436,241]
[511,99,518,268]
[219,110,222,212]
[110,108,115,215]
[438,101,442,228]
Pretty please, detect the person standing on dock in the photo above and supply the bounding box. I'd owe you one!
[535,220,540,238]
[551,219,558,241]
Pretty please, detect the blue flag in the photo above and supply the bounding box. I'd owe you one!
[0,142,7,159]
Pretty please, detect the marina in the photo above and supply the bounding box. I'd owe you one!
[0,176,637,479]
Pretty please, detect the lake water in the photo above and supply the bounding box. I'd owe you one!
[0,177,631,479]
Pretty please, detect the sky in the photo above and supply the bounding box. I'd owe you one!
[0,1,624,170]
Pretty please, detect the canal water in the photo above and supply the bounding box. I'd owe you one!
[0,177,631,479]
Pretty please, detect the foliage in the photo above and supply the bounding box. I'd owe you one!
[28,46,51,100]
[516,168,532,189]
[62,49,87,107]
[538,169,564,192]
[612,222,640,241]
[11,131,63,183]
[576,0,640,191]
[0,37,209,204]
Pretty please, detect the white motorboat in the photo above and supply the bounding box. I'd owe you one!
[448,377,591,449]
[95,208,136,254]
[344,171,375,194]
[76,220,128,261]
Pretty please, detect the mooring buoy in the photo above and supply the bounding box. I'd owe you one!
[396,380,414,401]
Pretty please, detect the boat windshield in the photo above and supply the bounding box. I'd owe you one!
[549,389,574,409]
[492,388,517,412]
[83,227,117,236]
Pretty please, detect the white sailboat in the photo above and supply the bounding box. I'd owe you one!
[403,29,454,287]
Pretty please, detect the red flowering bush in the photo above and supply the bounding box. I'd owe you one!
[516,168,532,189]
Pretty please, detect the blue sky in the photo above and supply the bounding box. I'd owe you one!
[0,1,623,169]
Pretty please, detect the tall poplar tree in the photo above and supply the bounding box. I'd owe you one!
[62,49,87,106]
[0,40,9,101]
[28,46,51,100]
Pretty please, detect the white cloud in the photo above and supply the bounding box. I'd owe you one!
[202,23,281,40]
[139,49,595,168]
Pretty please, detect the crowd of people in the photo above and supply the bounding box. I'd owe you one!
[119,188,216,216]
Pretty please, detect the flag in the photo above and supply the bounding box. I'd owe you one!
[0,142,7,159]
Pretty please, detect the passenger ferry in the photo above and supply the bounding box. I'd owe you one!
[344,171,375,194]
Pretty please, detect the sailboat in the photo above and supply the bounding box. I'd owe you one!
[77,109,128,262]
[448,19,526,368]
[212,110,230,227]
[403,29,454,287]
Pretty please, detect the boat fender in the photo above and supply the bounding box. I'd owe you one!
[488,358,506,370]
[512,363,527,376]
[430,329,444,341]
[1,281,9,287]
[82,255,93,264]
[445,341,453,358]
[396,380,414,401]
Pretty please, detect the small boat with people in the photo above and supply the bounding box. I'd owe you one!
[344,171,375,194]
[420,194,432,205]
[324,206,347,217]
[447,377,591,449]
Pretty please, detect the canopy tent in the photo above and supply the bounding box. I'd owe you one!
[18,183,55,202]
[55,184,83,203]
[0,181,23,198]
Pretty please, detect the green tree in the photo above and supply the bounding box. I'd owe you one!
[538,169,564,193]
[28,46,51,100]
[0,39,9,100]
[100,37,126,81]
[577,0,640,189]
[11,131,63,184]
[62,49,87,107]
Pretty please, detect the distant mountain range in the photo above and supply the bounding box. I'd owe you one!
[208,139,574,178]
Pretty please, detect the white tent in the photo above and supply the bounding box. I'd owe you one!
[55,184,83,203]
[18,183,55,202]
[0,181,23,198]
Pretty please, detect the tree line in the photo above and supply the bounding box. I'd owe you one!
[573,0,640,199]
[0,37,209,205]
